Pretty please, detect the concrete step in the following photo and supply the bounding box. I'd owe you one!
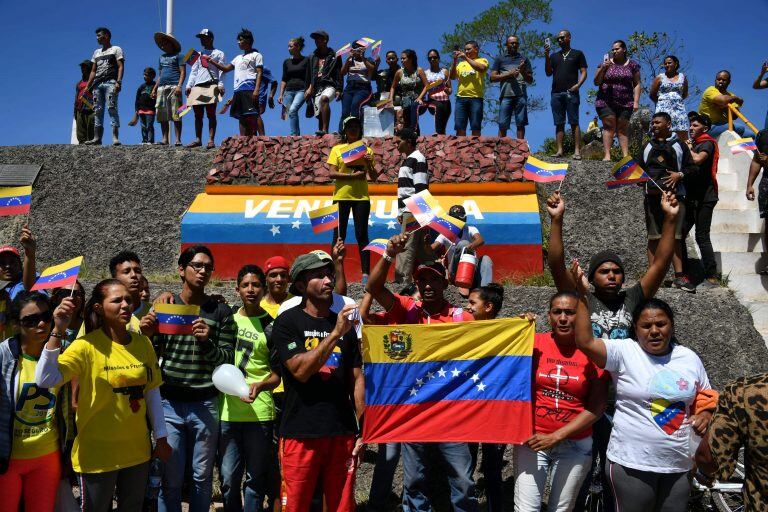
[715,172,745,192]
[710,232,766,253]
[717,131,755,173]
[716,251,768,275]
[715,190,759,211]
[743,300,768,330]
[727,273,768,301]
[710,208,764,233]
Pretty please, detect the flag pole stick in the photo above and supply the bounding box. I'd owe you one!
[557,175,566,194]
[648,176,665,193]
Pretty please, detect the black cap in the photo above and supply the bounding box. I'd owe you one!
[196,28,214,39]
[448,205,467,222]
[588,250,625,281]
[310,30,329,40]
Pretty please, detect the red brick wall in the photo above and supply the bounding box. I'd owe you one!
[206,135,531,185]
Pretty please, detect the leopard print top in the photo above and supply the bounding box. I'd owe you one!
[708,373,768,511]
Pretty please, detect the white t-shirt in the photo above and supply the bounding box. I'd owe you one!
[604,338,711,473]
[277,293,362,339]
[435,225,479,249]
[232,51,264,92]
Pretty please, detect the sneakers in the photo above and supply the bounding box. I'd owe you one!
[361,274,369,286]
[672,275,696,293]
[698,279,720,290]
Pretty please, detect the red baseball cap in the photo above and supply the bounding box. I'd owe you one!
[264,256,291,273]
[413,261,446,279]
[0,245,20,258]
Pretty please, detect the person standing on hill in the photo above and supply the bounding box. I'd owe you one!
[306,30,342,136]
[84,27,124,146]
[451,41,489,136]
[746,129,768,275]
[490,35,533,139]
[649,55,689,141]
[152,32,185,146]
[278,37,310,136]
[127,67,157,144]
[74,60,95,143]
[753,61,768,130]
[545,30,587,159]
[185,29,225,149]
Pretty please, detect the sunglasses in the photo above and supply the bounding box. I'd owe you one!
[557,36,566,41]
[188,262,215,273]
[19,310,53,328]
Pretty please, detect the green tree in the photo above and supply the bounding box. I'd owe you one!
[440,0,553,121]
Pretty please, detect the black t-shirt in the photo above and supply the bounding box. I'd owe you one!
[272,305,361,438]
[550,49,587,93]
[282,56,310,91]
[587,282,645,340]
[687,140,718,202]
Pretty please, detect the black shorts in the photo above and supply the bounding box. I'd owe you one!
[644,193,686,240]
[597,104,633,121]
[230,90,260,120]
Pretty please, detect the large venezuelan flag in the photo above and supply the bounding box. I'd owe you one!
[363,318,534,443]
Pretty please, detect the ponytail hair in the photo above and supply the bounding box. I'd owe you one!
[84,279,125,334]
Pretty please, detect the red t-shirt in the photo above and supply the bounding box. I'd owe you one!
[532,332,608,439]
[381,294,473,324]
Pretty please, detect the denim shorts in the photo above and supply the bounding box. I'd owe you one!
[551,90,580,126]
[454,97,484,132]
[498,95,528,129]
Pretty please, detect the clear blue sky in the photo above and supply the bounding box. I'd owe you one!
[4,0,767,149]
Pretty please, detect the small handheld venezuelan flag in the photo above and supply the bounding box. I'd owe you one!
[428,213,465,243]
[363,239,389,256]
[31,256,83,291]
[341,140,368,164]
[308,204,340,234]
[356,37,375,47]
[370,40,383,59]
[183,48,200,65]
[606,156,650,189]
[177,104,192,117]
[154,303,201,335]
[336,43,352,58]
[523,157,568,183]
[728,137,758,154]
[404,190,445,227]
[0,186,32,216]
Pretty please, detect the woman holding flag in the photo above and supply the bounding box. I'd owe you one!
[327,116,377,283]
[418,49,452,135]
[36,280,171,511]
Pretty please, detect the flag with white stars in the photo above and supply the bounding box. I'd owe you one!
[362,318,534,443]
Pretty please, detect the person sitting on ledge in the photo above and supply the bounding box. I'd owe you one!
[430,205,493,295]
[698,70,749,139]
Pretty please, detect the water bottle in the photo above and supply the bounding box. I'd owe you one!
[146,457,162,501]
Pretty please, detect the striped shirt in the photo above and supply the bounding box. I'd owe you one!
[154,295,236,401]
[397,150,429,215]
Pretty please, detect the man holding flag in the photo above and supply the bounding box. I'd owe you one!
[1,227,38,300]
[366,234,478,512]
[146,245,236,512]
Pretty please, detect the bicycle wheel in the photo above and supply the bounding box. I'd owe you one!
[711,450,745,512]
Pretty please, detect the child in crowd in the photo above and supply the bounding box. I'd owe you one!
[128,67,157,144]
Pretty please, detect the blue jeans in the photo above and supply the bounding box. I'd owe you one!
[339,82,372,131]
[139,113,155,143]
[454,97,483,133]
[708,122,746,139]
[159,398,219,512]
[219,421,274,512]
[402,442,477,512]
[368,443,402,511]
[92,79,120,128]
[498,95,528,130]
[551,90,580,126]
[282,89,305,136]
[447,240,493,288]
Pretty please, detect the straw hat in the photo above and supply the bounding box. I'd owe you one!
[154,32,181,54]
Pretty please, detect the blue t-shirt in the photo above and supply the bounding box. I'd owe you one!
[258,68,274,107]
[158,53,182,87]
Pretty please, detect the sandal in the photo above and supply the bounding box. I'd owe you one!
[153,141,168,146]
[206,141,216,149]
[572,154,582,160]
[174,142,183,147]
[186,141,202,148]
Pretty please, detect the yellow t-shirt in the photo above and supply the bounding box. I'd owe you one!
[12,354,59,459]
[76,308,145,339]
[57,330,162,473]
[456,59,489,98]
[260,295,291,320]
[328,144,375,201]
[698,86,732,125]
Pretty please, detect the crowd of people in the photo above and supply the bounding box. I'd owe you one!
[73,26,766,149]
[14,18,768,512]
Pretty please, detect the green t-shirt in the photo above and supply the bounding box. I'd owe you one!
[219,311,276,422]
